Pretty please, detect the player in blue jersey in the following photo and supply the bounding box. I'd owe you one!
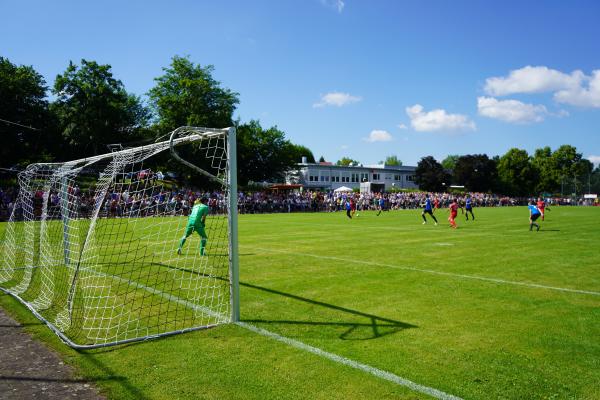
[421,194,438,225]
[345,198,352,219]
[528,201,542,231]
[376,195,385,216]
[465,194,475,221]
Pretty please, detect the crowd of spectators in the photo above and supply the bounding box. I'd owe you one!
[0,184,594,222]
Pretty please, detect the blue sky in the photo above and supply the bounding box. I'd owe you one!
[2,0,600,167]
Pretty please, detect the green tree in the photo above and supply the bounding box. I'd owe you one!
[441,154,459,171]
[51,59,150,157]
[589,165,600,194]
[318,155,326,163]
[532,146,558,194]
[453,154,498,192]
[287,144,315,164]
[148,56,239,132]
[415,156,449,192]
[336,157,360,166]
[381,155,402,166]
[0,57,58,166]
[236,120,306,185]
[497,148,538,196]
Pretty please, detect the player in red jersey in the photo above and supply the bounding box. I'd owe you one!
[536,197,547,221]
[447,198,461,229]
[433,197,440,212]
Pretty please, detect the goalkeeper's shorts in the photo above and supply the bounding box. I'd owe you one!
[185,223,207,239]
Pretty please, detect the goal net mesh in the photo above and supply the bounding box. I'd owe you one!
[0,127,233,348]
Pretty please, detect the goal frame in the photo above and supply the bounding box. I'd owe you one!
[0,126,239,349]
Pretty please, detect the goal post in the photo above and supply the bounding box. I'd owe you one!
[0,126,239,348]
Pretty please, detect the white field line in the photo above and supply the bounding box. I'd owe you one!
[243,218,594,241]
[237,321,463,400]
[91,267,463,399]
[246,246,600,296]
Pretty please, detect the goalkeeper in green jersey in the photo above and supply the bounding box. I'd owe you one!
[177,197,209,255]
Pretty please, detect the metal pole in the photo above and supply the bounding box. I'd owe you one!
[60,176,70,267]
[227,127,240,323]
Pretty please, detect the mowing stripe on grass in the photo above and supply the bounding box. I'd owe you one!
[248,246,600,296]
[93,268,463,399]
[237,321,463,400]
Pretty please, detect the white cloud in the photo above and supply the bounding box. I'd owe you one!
[340,144,349,150]
[484,66,600,108]
[477,96,548,123]
[405,104,476,132]
[321,0,345,13]
[554,70,600,108]
[397,123,408,130]
[364,130,393,142]
[313,91,361,108]
[484,66,583,96]
[588,155,600,167]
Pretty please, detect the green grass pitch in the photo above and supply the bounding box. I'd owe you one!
[1,206,599,399]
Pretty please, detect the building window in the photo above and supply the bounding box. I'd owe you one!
[394,174,401,181]
[372,173,380,180]
[407,175,415,182]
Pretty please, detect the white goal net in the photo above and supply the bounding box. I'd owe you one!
[0,126,239,348]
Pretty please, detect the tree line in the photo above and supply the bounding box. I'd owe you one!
[0,56,315,187]
[415,148,600,197]
[3,55,598,196]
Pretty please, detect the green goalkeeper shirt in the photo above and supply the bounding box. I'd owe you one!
[188,203,209,226]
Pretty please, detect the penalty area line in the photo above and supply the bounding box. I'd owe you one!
[248,246,600,297]
[237,321,463,400]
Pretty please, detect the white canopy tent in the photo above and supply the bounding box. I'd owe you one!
[333,186,353,192]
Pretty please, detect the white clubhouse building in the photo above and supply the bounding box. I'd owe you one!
[293,159,418,192]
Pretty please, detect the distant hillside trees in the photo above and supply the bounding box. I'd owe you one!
[420,146,594,196]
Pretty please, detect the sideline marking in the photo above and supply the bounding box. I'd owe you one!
[248,246,600,296]
[238,321,463,400]
[92,269,463,400]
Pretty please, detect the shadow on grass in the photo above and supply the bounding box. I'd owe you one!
[76,351,150,400]
[155,262,417,340]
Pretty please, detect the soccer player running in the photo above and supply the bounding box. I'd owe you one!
[448,198,461,229]
[536,197,548,221]
[421,193,438,225]
[528,200,542,231]
[178,197,209,255]
[465,194,475,221]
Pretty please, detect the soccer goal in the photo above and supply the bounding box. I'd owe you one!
[0,126,239,349]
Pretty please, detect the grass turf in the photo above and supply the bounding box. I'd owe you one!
[1,206,599,399]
